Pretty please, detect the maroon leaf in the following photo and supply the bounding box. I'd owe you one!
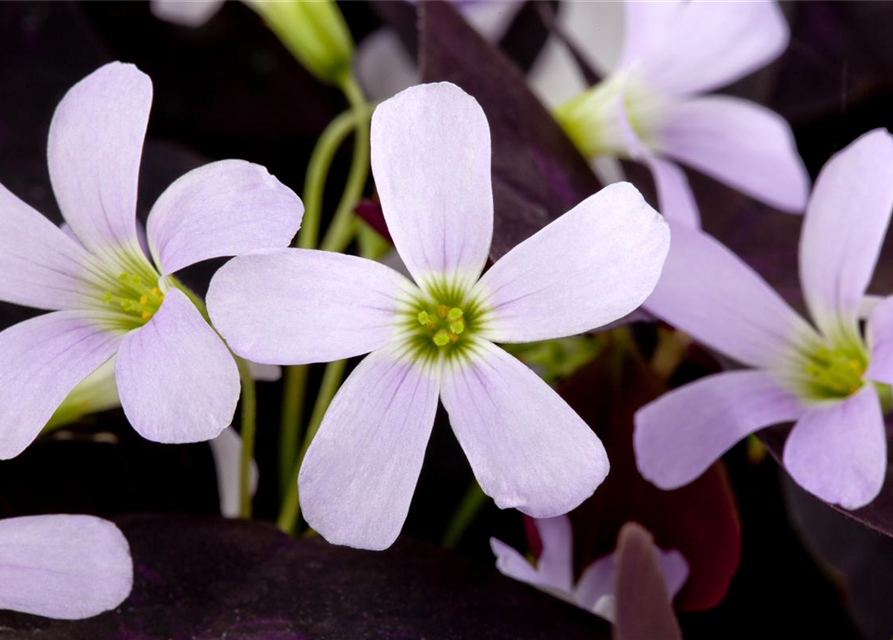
[559,344,741,611]
[613,522,682,640]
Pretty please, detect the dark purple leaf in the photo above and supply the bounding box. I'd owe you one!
[613,522,682,640]
[419,0,602,260]
[0,515,611,639]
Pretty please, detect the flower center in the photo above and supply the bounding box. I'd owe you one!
[417,305,467,348]
[102,272,165,324]
[799,343,868,401]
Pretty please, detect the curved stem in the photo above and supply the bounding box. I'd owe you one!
[236,357,258,519]
[278,365,308,497]
[442,481,488,549]
[276,358,348,535]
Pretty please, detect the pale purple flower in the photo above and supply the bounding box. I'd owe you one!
[0,62,303,458]
[210,426,260,518]
[635,129,893,510]
[0,515,133,619]
[207,81,670,550]
[491,516,688,622]
[151,0,225,27]
[551,0,809,226]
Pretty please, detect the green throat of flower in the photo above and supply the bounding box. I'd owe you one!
[798,342,868,401]
[401,279,487,364]
[102,271,165,328]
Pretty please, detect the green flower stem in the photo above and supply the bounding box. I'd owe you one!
[235,356,258,519]
[277,358,348,535]
[320,74,371,253]
[278,365,308,496]
[442,481,488,549]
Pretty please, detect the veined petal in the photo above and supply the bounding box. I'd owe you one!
[474,182,669,343]
[371,82,493,290]
[642,155,701,227]
[298,347,441,550]
[634,370,805,490]
[440,341,609,517]
[150,0,225,27]
[0,183,95,310]
[209,426,258,519]
[644,223,816,369]
[534,516,574,592]
[623,0,789,96]
[47,62,151,255]
[0,312,121,459]
[207,249,416,365]
[116,288,239,443]
[658,96,809,213]
[800,129,893,341]
[0,515,132,619]
[866,295,893,385]
[147,160,303,275]
[783,385,886,510]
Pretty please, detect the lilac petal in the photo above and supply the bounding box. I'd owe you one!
[634,370,805,490]
[47,62,151,254]
[866,296,893,385]
[147,160,303,275]
[659,549,690,599]
[783,385,886,510]
[207,249,415,365]
[299,348,441,550]
[440,341,609,517]
[150,0,225,27]
[0,183,94,310]
[116,288,239,443]
[643,155,701,227]
[0,514,132,619]
[623,0,789,96]
[643,223,816,368]
[356,29,419,102]
[474,182,669,343]
[0,313,120,459]
[490,537,543,585]
[534,516,574,591]
[371,82,493,290]
[209,427,258,519]
[799,129,893,340]
[248,361,282,382]
[659,96,808,213]
[574,554,615,613]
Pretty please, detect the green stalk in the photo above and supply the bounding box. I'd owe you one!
[277,358,348,534]
[236,357,258,519]
[442,481,488,549]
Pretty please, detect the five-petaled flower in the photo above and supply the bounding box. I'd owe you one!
[208,81,670,550]
[552,0,809,226]
[0,514,133,619]
[0,62,303,458]
[491,515,688,622]
[635,129,893,510]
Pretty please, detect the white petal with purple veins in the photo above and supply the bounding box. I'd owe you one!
[0,183,95,310]
[299,347,441,550]
[644,223,817,369]
[440,341,608,517]
[475,182,669,343]
[799,129,893,341]
[147,160,303,275]
[0,312,121,459]
[784,385,887,510]
[658,96,809,213]
[0,514,132,619]
[635,370,805,490]
[207,249,416,365]
[47,62,151,255]
[371,82,493,290]
[116,288,239,443]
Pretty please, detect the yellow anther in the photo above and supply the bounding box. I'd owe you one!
[449,318,465,335]
[433,329,450,347]
[438,305,449,319]
[447,307,463,321]
[417,311,430,326]
[448,333,459,343]
[141,311,151,321]
[139,295,149,305]
[151,287,161,296]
